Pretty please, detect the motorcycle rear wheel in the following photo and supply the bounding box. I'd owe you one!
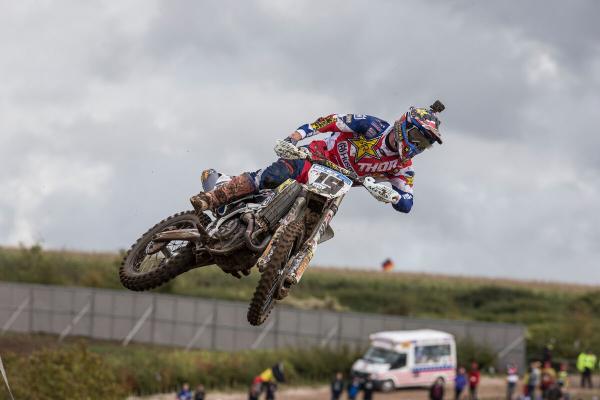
[247,219,304,326]
[119,211,211,291]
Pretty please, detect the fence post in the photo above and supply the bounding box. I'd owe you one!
[123,304,154,347]
[320,323,339,348]
[251,319,275,349]
[210,299,218,350]
[337,313,343,349]
[59,302,91,342]
[185,313,213,351]
[171,297,178,346]
[1,297,30,335]
[150,295,157,345]
[28,286,34,332]
[88,291,96,338]
[318,310,323,345]
[109,291,116,339]
[274,308,280,349]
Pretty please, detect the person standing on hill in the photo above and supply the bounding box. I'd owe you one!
[176,383,193,400]
[347,377,360,400]
[506,363,519,400]
[577,350,596,388]
[248,362,286,400]
[362,377,375,400]
[557,362,569,390]
[468,362,480,400]
[454,366,468,400]
[331,372,345,400]
[193,384,205,400]
[430,377,445,400]
[540,361,556,398]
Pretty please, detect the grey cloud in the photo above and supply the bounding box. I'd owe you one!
[1,0,599,284]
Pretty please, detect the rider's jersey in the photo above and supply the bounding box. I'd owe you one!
[295,114,414,212]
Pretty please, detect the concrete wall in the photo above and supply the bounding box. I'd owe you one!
[0,282,526,370]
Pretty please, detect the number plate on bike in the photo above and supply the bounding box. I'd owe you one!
[306,164,352,198]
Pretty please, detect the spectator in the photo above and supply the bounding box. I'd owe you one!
[506,363,519,400]
[347,377,360,400]
[266,382,277,400]
[249,362,286,400]
[429,377,445,400]
[468,362,480,400]
[176,383,193,400]
[454,366,467,400]
[577,350,596,388]
[524,361,541,399]
[546,383,562,400]
[248,381,261,400]
[194,384,205,400]
[557,362,568,389]
[331,372,345,400]
[362,377,375,400]
[540,361,556,398]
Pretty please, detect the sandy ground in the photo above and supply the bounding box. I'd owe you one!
[131,376,600,400]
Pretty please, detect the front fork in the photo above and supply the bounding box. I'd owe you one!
[256,193,307,272]
[285,195,344,285]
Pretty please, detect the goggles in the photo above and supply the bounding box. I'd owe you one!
[406,125,435,152]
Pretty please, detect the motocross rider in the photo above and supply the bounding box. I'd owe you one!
[190,101,445,214]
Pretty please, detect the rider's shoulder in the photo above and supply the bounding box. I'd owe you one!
[341,114,387,122]
[340,114,390,134]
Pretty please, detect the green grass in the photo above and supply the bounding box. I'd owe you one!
[1,245,600,360]
[0,333,363,399]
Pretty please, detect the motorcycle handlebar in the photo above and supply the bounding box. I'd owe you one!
[273,140,399,204]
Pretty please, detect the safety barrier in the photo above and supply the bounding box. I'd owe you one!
[0,282,526,371]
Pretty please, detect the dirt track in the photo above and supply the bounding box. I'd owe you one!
[132,376,600,400]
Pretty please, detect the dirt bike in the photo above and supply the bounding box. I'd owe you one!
[119,140,400,325]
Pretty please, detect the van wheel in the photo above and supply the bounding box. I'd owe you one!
[380,380,395,393]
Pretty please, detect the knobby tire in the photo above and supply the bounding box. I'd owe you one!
[247,220,304,326]
[119,211,210,291]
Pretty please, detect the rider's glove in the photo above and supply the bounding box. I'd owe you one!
[284,131,302,145]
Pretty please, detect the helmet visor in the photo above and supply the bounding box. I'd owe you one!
[406,125,434,152]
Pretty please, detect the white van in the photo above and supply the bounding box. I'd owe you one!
[351,329,456,392]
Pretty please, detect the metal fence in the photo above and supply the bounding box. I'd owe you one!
[0,282,526,370]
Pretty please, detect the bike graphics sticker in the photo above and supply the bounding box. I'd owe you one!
[307,164,352,198]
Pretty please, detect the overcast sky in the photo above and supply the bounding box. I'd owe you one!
[1,0,599,284]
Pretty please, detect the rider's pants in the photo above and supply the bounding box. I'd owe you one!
[250,158,312,190]
[249,140,330,190]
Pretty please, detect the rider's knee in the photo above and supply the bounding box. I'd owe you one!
[257,159,294,189]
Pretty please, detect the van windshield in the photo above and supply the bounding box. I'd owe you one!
[363,347,406,366]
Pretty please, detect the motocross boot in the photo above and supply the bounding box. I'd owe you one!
[190,173,256,215]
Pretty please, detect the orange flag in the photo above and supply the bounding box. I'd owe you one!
[381,258,394,272]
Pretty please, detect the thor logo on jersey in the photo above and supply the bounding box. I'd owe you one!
[356,159,399,173]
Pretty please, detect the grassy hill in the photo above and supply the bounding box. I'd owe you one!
[1,244,599,360]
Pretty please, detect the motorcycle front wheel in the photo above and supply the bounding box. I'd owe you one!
[247,219,304,326]
[119,211,211,291]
